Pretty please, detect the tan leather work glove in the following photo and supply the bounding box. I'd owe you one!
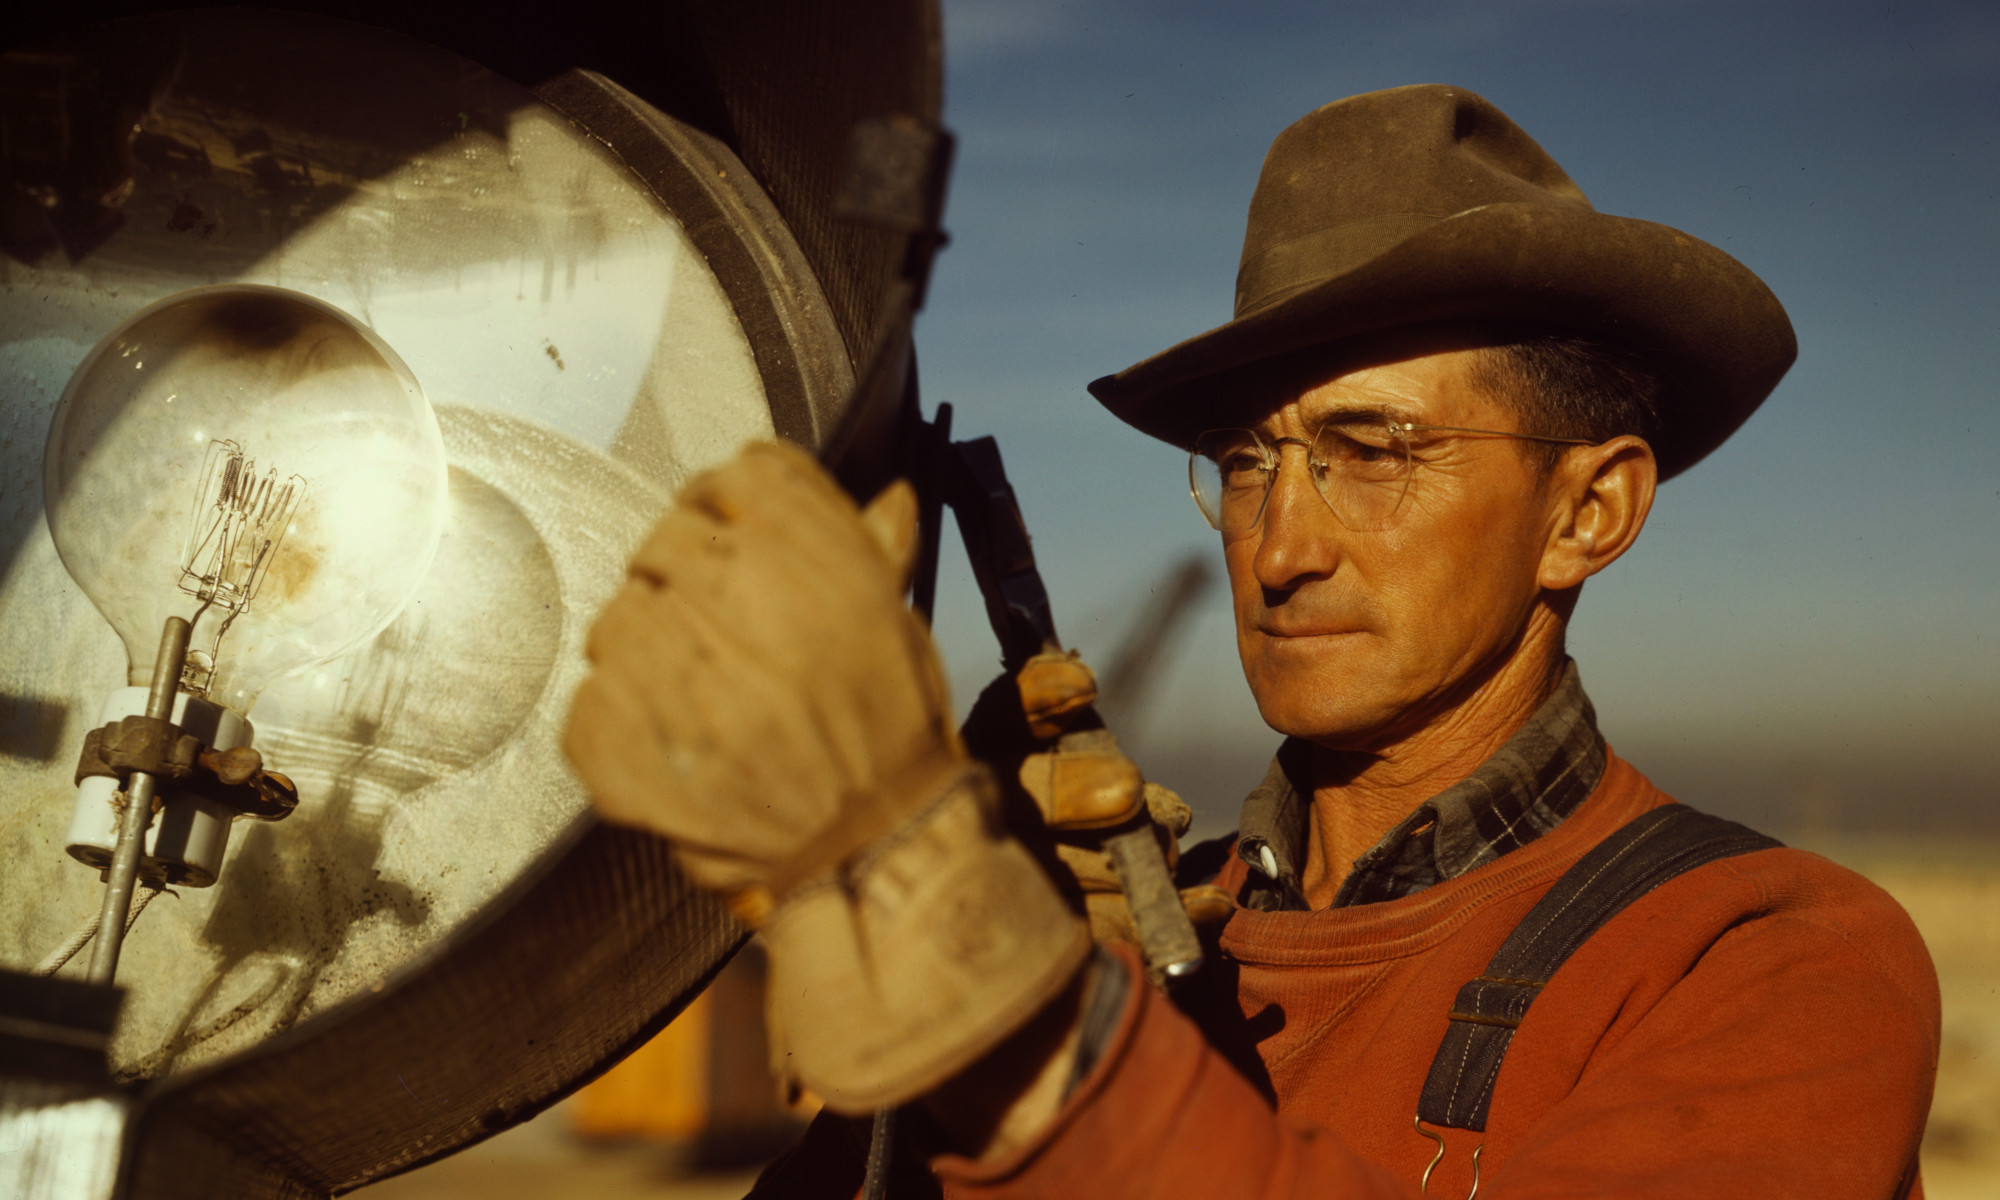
[565,442,1090,1113]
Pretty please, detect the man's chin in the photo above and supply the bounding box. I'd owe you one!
[1248,644,1392,728]
[1249,683,1405,752]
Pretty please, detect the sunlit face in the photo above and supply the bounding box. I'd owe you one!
[1223,338,1558,750]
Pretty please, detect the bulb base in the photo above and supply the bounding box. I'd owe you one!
[66,688,251,888]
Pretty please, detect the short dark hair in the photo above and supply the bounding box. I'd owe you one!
[1470,325,1665,472]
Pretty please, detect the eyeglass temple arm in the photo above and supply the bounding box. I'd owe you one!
[1395,422,1596,446]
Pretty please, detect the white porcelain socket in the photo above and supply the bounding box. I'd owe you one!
[65,687,252,888]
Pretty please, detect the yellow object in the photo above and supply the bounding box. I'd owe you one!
[571,991,712,1140]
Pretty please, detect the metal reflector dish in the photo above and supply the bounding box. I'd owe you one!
[0,2,938,1193]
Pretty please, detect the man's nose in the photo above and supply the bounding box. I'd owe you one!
[1252,443,1343,592]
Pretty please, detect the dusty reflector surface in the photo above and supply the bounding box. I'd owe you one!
[0,9,779,1080]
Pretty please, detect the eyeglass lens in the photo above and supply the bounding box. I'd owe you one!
[1189,421,1416,532]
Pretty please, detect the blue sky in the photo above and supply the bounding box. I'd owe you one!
[912,0,2000,836]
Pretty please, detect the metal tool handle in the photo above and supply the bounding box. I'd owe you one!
[935,432,1204,984]
[1104,825,1204,981]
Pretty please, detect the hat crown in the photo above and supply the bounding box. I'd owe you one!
[1237,85,1592,315]
[1090,83,1797,482]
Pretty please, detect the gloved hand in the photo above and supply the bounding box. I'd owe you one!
[565,442,1090,1113]
[964,652,1234,960]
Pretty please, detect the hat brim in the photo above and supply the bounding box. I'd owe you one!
[1087,202,1796,480]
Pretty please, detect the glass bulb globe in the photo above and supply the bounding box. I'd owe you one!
[44,284,448,715]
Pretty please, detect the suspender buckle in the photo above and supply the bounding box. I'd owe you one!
[1414,1115,1483,1200]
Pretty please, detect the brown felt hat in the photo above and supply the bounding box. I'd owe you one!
[1087,84,1796,479]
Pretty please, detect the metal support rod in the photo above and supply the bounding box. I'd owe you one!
[85,615,190,986]
[861,1105,896,1200]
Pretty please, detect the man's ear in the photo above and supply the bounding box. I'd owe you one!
[1539,435,1658,591]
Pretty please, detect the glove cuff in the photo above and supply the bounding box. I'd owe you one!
[761,763,1093,1112]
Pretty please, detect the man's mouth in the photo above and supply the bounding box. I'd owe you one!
[1254,620,1364,639]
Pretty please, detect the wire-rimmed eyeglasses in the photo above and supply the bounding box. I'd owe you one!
[1188,418,1595,533]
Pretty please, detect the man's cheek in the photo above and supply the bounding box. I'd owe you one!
[1237,634,1296,714]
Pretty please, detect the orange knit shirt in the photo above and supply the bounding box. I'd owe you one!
[757,752,1940,1198]
[932,751,1939,1199]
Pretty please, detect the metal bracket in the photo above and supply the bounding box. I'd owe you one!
[73,717,297,820]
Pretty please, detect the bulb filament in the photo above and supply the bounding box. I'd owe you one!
[178,440,307,694]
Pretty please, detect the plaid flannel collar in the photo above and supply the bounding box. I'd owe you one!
[1235,659,1607,912]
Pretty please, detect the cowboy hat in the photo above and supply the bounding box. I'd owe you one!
[1087,84,1796,479]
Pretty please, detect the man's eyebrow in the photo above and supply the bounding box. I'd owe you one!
[1293,400,1420,426]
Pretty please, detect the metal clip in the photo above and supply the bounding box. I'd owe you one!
[1414,1115,1483,1200]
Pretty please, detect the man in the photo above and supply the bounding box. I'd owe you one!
[567,85,1937,1197]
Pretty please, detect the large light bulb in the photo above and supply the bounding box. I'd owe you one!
[45,284,448,711]
[44,284,448,886]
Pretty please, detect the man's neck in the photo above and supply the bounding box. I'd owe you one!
[1299,632,1568,909]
